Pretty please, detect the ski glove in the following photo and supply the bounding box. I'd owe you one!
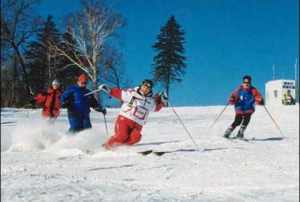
[259,98,265,105]
[61,100,71,109]
[228,96,236,105]
[98,84,111,94]
[160,91,168,105]
[94,107,107,115]
[61,94,74,109]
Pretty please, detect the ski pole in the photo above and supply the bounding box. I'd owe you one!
[207,104,229,130]
[85,85,112,99]
[103,113,109,136]
[85,87,109,136]
[263,105,285,138]
[84,88,102,96]
[168,101,202,151]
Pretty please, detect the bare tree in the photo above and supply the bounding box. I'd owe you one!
[100,46,131,88]
[50,0,124,91]
[1,0,41,96]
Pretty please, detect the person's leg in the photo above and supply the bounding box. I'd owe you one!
[82,113,92,130]
[237,113,252,138]
[104,116,131,149]
[231,114,243,129]
[224,114,242,138]
[67,113,82,134]
[126,126,142,145]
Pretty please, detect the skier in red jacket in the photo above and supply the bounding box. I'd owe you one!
[33,79,62,122]
[224,75,264,139]
[98,79,168,149]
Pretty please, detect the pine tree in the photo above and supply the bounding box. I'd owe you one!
[25,15,61,93]
[152,16,186,97]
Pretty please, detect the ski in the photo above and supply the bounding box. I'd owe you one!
[152,151,168,156]
[138,150,167,156]
[81,149,167,156]
[224,136,255,142]
[138,150,153,155]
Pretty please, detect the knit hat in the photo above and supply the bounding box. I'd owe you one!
[78,74,88,83]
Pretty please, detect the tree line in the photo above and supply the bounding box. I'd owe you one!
[1,0,186,108]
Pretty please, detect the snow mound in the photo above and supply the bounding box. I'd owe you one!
[7,116,107,154]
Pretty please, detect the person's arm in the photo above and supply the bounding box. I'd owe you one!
[34,91,48,106]
[85,90,107,115]
[98,84,149,106]
[153,91,168,112]
[98,84,123,101]
[252,88,264,105]
[99,84,137,103]
[88,94,98,108]
[61,87,74,108]
[110,88,123,100]
[228,88,239,104]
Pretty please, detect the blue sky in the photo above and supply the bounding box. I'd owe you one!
[37,0,299,106]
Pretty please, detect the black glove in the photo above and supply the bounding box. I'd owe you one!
[94,107,107,115]
[260,98,265,105]
[61,99,71,108]
[62,94,74,109]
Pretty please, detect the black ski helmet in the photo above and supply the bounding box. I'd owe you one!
[242,75,252,83]
[141,79,153,89]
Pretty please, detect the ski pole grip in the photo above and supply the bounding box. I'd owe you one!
[98,84,111,94]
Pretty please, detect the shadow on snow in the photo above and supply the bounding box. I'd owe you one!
[88,164,135,171]
[136,140,181,146]
[249,137,285,141]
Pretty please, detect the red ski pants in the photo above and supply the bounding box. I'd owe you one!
[105,115,142,148]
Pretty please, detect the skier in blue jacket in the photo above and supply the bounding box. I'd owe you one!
[224,75,264,139]
[61,74,106,133]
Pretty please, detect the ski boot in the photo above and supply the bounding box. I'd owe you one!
[236,126,246,139]
[223,127,233,138]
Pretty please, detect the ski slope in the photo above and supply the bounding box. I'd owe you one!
[1,105,299,202]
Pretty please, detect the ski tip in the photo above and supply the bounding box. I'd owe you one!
[138,150,153,155]
[138,150,168,156]
[153,151,166,156]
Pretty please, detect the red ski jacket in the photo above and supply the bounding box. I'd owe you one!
[34,87,62,118]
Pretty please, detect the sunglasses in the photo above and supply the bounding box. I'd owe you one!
[243,81,251,84]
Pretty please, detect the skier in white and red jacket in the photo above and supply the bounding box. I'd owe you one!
[99,79,168,149]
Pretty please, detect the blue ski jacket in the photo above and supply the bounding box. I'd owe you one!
[229,86,263,114]
[61,85,98,115]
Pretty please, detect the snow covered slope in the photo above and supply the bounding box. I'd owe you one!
[1,105,299,202]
